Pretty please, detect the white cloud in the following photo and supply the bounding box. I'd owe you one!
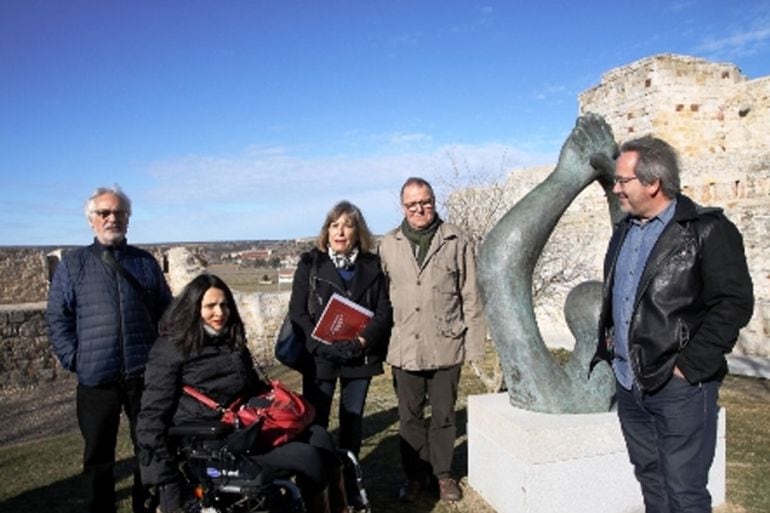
[138,138,554,241]
[694,11,770,59]
[386,132,433,146]
[664,1,695,14]
[533,83,569,101]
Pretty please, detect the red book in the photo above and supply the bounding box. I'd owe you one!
[311,293,374,344]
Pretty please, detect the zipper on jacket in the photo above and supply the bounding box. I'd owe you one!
[113,254,127,375]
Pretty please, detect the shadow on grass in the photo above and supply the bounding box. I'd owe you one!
[0,456,137,513]
[350,403,472,513]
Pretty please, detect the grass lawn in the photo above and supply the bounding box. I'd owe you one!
[0,369,767,513]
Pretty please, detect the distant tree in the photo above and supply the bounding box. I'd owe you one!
[434,152,510,248]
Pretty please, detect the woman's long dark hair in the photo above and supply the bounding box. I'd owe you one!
[160,273,247,356]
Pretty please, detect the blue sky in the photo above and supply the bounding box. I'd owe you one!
[2,1,769,245]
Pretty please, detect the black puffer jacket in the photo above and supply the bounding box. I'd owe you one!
[591,195,754,392]
[289,249,392,380]
[137,333,268,485]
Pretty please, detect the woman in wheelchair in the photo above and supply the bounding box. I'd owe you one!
[137,274,348,513]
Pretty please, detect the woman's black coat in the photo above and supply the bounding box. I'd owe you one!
[136,333,268,485]
[289,248,392,381]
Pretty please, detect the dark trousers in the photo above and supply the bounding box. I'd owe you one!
[77,376,150,513]
[392,365,461,480]
[304,376,371,456]
[616,377,720,513]
[252,438,329,496]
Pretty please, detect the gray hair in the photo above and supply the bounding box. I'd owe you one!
[399,177,435,202]
[84,186,132,219]
[620,136,681,199]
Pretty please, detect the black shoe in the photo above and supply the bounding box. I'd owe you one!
[398,479,423,503]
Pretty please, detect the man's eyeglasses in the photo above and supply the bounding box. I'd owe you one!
[92,209,127,219]
[403,199,434,212]
[613,176,639,186]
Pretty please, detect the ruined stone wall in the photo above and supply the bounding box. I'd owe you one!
[0,295,289,389]
[453,54,768,356]
[0,303,71,390]
[578,54,769,356]
[234,290,289,366]
[0,244,291,388]
[0,249,52,305]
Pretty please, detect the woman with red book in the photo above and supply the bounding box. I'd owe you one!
[289,201,392,506]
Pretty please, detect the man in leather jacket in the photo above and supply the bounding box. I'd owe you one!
[591,137,753,513]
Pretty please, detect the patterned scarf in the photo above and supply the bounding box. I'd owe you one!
[327,246,360,269]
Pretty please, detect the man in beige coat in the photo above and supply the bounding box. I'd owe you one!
[379,177,486,503]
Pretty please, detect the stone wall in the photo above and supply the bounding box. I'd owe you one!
[0,286,289,390]
[0,303,70,390]
[0,245,289,388]
[578,54,770,159]
[234,290,290,365]
[0,249,52,305]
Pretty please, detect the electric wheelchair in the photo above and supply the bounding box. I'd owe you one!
[167,421,370,513]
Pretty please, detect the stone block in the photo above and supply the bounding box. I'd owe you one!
[467,393,725,513]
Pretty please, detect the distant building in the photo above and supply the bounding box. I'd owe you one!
[278,268,296,284]
[241,249,272,261]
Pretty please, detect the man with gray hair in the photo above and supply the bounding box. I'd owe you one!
[47,186,172,513]
[591,136,753,513]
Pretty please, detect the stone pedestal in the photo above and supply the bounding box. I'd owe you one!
[467,393,725,513]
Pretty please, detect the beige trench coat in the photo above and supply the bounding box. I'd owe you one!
[379,222,486,371]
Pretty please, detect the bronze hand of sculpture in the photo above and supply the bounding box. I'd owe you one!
[477,113,618,413]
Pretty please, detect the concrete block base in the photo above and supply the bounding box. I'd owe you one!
[467,393,725,513]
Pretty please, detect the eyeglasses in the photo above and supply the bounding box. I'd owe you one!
[613,176,639,186]
[403,199,434,212]
[91,209,128,219]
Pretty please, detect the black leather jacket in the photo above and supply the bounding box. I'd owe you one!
[591,195,753,392]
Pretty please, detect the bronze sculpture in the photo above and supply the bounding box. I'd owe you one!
[477,113,620,413]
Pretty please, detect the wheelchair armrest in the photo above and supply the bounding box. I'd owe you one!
[168,421,234,440]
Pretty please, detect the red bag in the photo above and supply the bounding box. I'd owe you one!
[183,380,315,449]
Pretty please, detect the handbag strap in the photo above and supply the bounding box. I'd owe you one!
[90,244,155,316]
[307,252,319,320]
[182,385,226,412]
[91,245,145,295]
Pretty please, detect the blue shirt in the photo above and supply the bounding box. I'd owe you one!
[611,199,676,389]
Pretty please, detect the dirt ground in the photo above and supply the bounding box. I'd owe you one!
[0,378,78,446]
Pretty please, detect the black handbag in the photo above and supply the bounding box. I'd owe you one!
[274,316,308,371]
[275,254,318,371]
